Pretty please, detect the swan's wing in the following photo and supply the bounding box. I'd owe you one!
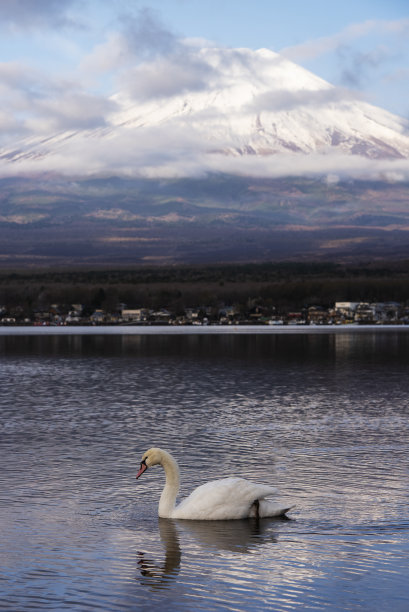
[173,478,278,520]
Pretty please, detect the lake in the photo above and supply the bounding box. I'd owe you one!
[1,328,409,611]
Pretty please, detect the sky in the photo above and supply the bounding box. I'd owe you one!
[0,0,408,178]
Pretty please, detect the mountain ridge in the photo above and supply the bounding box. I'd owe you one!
[1,173,409,266]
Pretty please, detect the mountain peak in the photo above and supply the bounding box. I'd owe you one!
[1,46,409,178]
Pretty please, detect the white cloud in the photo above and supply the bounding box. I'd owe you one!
[281,21,376,63]
[281,19,409,63]
[0,59,117,143]
[79,32,128,74]
[30,93,118,131]
[80,7,180,75]
[122,53,216,101]
[1,118,409,181]
[280,17,409,118]
[0,109,22,136]
[80,9,219,101]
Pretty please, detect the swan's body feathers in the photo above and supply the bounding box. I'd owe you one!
[172,477,278,520]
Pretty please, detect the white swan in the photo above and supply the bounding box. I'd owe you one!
[136,447,293,520]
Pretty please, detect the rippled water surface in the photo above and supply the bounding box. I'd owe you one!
[1,330,409,611]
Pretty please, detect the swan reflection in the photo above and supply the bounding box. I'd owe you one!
[137,516,288,588]
[137,519,181,589]
[176,516,283,552]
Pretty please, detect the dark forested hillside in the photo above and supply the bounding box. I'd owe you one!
[1,261,409,316]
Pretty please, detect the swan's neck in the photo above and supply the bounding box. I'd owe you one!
[158,451,180,518]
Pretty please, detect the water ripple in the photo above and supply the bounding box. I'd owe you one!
[1,332,408,611]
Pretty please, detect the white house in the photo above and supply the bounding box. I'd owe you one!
[335,302,360,314]
[121,308,148,322]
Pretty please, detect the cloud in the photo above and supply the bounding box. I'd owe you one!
[202,152,409,182]
[80,8,219,101]
[281,19,409,63]
[337,45,396,88]
[0,61,49,96]
[0,62,52,140]
[29,93,117,132]
[120,7,179,60]
[0,60,117,143]
[0,110,22,137]
[81,7,180,75]
[2,8,207,142]
[122,54,216,101]
[80,32,129,75]
[0,0,78,30]
[280,17,409,114]
[281,20,379,63]
[2,125,409,181]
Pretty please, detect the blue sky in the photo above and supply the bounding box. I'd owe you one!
[0,0,408,177]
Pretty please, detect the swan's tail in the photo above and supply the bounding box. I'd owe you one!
[250,501,295,518]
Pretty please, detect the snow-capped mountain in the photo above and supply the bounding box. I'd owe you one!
[1,47,409,175]
[111,47,409,160]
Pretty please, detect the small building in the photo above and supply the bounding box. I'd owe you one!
[90,309,106,324]
[335,302,360,315]
[121,309,148,323]
[185,308,201,321]
[65,304,83,324]
[373,302,400,323]
[307,306,327,325]
[150,309,172,323]
[354,303,376,324]
[287,312,306,325]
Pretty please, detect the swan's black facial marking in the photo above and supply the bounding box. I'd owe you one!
[136,458,148,480]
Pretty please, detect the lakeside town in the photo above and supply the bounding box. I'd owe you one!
[1,300,409,326]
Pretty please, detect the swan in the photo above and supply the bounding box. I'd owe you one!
[135,447,293,520]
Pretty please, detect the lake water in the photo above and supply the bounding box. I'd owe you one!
[1,328,409,611]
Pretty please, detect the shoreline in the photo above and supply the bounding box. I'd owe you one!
[1,324,409,335]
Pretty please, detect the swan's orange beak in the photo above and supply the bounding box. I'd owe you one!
[136,461,147,480]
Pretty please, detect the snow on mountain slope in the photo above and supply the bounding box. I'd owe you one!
[1,47,409,176]
[112,47,409,159]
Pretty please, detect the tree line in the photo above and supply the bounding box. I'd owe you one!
[1,261,409,317]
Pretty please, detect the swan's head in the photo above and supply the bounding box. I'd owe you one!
[136,447,163,479]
